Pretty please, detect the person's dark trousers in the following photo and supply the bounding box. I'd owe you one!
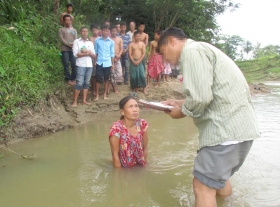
[121,55,129,83]
[62,51,76,82]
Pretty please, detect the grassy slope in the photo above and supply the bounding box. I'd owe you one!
[236,55,280,83]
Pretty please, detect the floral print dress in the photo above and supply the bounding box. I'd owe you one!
[109,119,149,167]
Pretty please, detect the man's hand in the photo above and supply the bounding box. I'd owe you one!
[164,106,185,119]
[111,64,115,70]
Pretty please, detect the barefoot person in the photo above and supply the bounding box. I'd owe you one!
[118,21,131,85]
[128,31,148,94]
[138,22,149,71]
[110,25,123,85]
[72,27,95,107]
[147,30,164,88]
[59,14,77,86]
[109,96,148,167]
[60,3,74,26]
[89,23,100,96]
[94,25,115,100]
[158,27,260,207]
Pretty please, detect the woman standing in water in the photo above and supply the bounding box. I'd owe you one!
[109,96,149,167]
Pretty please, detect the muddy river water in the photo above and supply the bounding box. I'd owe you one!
[0,82,280,207]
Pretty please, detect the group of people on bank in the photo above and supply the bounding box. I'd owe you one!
[59,3,179,107]
[59,3,260,207]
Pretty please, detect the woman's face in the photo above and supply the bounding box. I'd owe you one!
[121,99,139,120]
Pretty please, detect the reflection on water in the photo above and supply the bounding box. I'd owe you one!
[0,82,280,207]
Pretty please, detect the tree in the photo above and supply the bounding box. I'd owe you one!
[253,44,280,59]
[243,40,254,59]
[218,35,245,60]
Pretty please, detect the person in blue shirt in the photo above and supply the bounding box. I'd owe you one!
[94,24,115,100]
[118,21,131,85]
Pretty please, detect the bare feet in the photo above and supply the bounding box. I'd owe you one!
[103,95,108,100]
[94,96,99,101]
[155,84,159,88]
[67,81,75,86]
[92,92,96,96]
[144,88,148,95]
[82,101,91,106]
[71,102,77,107]
[114,91,120,94]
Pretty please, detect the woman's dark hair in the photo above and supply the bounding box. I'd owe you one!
[119,96,136,119]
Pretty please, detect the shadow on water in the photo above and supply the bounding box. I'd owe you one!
[0,82,280,207]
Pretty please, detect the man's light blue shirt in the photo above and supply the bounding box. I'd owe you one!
[94,37,115,67]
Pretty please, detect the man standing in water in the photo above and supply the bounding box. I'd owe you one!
[94,25,115,100]
[60,3,74,26]
[128,31,148,95]
[127,21,136,42]
[59,14,77,85]
[137,22,149,71]
[159,28,260,207]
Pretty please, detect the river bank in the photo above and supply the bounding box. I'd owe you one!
[0,77,271,147]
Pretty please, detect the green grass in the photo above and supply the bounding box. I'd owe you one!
[236,55,280,83]
[0,19,64,128]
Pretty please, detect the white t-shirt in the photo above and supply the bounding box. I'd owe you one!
[73,38,95,67]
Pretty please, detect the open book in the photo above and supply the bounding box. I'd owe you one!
[138,99,174,111]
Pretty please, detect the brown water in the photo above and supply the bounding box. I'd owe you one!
[0,82,280,207]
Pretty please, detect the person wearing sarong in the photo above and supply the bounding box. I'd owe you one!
[147,30,164,88]
[138,23,149,72]
[128,31,148,94]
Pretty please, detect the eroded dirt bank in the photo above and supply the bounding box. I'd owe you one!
[0,79,270,146]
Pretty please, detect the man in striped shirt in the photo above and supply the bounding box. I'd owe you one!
[159,27,260,207]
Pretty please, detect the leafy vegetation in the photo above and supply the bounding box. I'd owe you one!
[236,55,280,83]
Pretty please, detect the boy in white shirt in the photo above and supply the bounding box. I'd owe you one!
[72,27,95,107]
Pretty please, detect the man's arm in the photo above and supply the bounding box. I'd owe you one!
[111,41,115,69]
[147,41,154,62]
[128,44,135,65]
[118,39,123,58]
[139,43,146,62]
[59,29,69,46]
[145,34,149,46]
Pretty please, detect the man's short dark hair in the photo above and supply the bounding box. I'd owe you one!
[110,25,118,31]
[63,14,71,21]
[104,20,110,24]
[66,3,73,8]
[90,23,98,30]
[158,27,187,48]
[154,30,162,35]
[134,31,140,36]
[80,26,88,32]
[138,22,145,26]
[120,21,126,26]
[101,24,109,30]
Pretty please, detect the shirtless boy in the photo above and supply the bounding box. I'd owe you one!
[128,31,148,95]
[147,30,164,88]
[137,22,149,72]
[108,25,123,93]
[60,3,74,26]
[89,23,100,96]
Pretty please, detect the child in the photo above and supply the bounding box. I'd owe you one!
[147,30,164,88]
[162,62,172,82]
